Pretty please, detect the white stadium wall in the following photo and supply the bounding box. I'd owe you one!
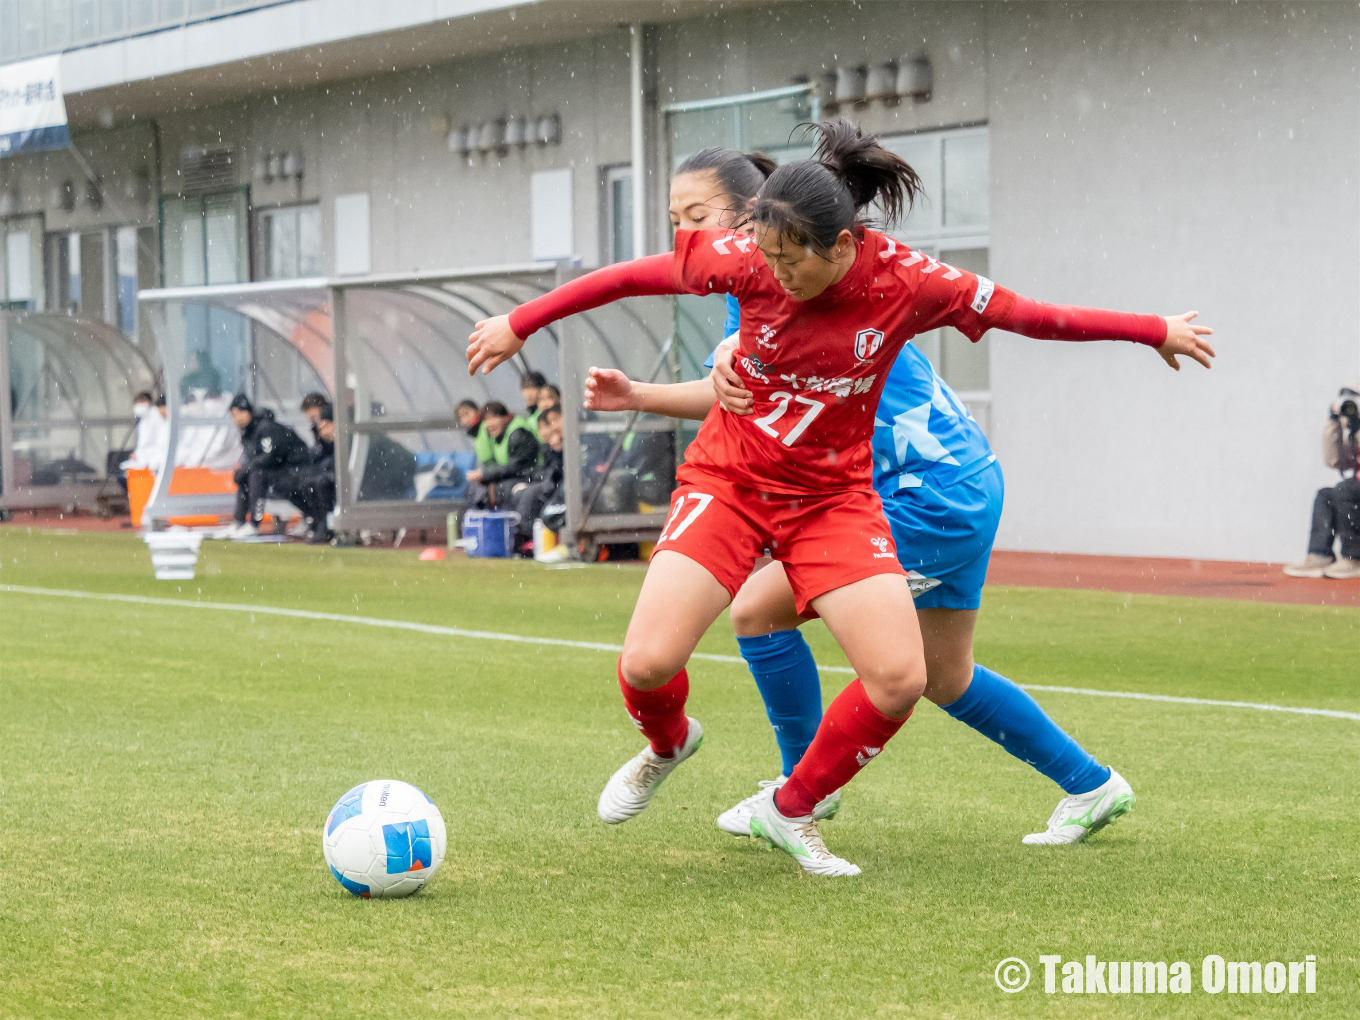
[985,2,1360,562]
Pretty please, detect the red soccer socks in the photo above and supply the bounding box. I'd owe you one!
[777,678,910,817]
[618,661,691,757]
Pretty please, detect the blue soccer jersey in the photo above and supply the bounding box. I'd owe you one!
[871,341,995,496]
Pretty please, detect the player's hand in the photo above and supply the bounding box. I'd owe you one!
[467,314,523,376]
[583,367,637,412]
[1157,311,1215,371]
[710,344,754,415]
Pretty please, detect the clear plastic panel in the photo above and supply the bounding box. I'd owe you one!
[4,313,155,488]
[349,426,469,504]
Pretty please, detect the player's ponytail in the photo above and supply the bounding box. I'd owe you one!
[752,119,922,255]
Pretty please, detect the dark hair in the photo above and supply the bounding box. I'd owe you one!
[318,402,334,422]
[482,400,510,418]
[677,147,776,202]
[133,391,154,403]
[154,394,166,407]
[300,392,329,412]
[752,119,922,255]
[543,384,561,398]
[520,371,548,389]
[539,404,562,424]
[456,398,479,414]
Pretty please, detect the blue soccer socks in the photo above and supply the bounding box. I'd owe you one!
[941,664,1111,795]
[735,630,824,777]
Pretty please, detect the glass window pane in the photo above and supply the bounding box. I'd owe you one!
[18,0,43,53]
[101,0,125,34]
[71,0,97,42]
[943,133,989,229]
[161,0,184,21]
[178,208,204,287]
[297,204,322,276]
[117,225,138,334]
[880,134,940,237]
[46,0,71,52]
[129,0,156,29]
[610,175,632,263]
[939,247,990,392]
[6,230,33,302]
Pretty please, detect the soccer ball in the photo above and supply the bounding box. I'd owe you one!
[322,779,447,899]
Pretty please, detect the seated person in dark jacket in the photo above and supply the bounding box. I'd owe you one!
[511,404,565,548]
[467,400,539,509]
[270,397,338,543]
[224,394,311,539]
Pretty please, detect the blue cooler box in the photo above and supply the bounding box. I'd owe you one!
[463,510,519,558]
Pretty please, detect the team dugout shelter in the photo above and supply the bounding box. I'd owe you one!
[0,311,156,518]
[136,267,678,549]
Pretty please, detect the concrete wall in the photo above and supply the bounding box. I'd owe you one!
[986,2,1360,562]
[3,1,1354,561]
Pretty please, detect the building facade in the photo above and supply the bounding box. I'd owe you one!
[1,0,1355,561]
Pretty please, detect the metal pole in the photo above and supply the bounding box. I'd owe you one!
[630,23,646,260]
[0,313,13,508]
[330,285,351,535]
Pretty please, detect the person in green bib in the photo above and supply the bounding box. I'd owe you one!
[520,371,549,438]
[467,400,540,509]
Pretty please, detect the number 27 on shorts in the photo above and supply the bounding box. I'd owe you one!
[659,492,714,542]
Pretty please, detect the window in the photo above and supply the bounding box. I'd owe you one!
[603,165,633,264]
[880,126,992,430]
[1,214,43,311]
[256,203,321,281]
[161,190,249,287]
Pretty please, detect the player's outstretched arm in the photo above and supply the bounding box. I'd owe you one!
[467,253,680,376]
[584,367,717,421]
[995,293,1216,371]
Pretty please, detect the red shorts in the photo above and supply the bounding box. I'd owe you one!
[652,468,905,616]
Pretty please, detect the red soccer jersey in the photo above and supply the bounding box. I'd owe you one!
[671,227,1017,495]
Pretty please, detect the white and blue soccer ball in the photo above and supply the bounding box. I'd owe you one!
[322,779,446,899]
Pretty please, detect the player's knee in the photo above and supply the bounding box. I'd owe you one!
[859,654,927,717]
[728,590,769,638]
[618,643,684,690]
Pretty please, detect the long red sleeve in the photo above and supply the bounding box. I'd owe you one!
[998,293,1166,347]
[508,253,679,339]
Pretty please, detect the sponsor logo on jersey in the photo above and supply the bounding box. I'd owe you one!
[757,324,779,351]
[261,436,273,452]
[971,276,996,314]
[871,535,894,559]
[855,328,885,362]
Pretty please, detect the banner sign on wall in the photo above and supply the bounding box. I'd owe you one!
[0,55,69,158]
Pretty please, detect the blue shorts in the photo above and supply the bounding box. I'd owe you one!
[880,460,1004,611]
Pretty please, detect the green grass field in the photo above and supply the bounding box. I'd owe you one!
[0,529,1356,1019]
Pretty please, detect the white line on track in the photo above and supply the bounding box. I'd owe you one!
[3,583,1357,723]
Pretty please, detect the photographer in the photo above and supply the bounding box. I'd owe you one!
[1284,382,1360,578]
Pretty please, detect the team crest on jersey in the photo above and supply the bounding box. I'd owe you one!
[854,328,885,362]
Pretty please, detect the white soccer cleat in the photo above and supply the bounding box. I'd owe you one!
[230,522,260,541]
[1023,769,1136,845]
[747,785,860,877]
[597,718,703,824]
[716,776,841,836]
[208,522,239,539]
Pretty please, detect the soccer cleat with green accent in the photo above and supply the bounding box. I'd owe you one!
[716,776,842,836]
[1022,769,1136,845]
[747,785,860,877]
[596,717,703,824]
